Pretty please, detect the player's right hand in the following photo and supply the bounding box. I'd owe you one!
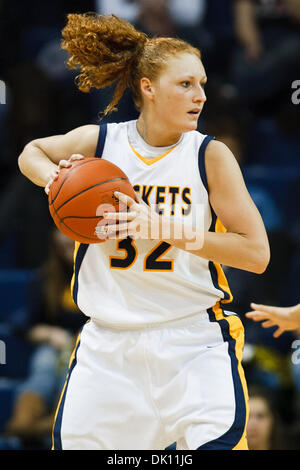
[44,153,85,195]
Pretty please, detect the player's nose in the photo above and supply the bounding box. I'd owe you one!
[193,84,207,103]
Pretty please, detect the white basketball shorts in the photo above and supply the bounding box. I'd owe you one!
[52,305,249,450]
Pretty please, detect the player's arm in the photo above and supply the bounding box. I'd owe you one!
[162,140,270,274]
[18,124,99,188]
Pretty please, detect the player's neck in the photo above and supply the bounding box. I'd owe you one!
[136,115,182,147]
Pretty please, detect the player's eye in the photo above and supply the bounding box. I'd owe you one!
[181,81,190,88]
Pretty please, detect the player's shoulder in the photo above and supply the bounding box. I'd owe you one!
[70,121,126,137]
[106,120,134,132]
[204,139,241,186]
[180,130,213,157]
[66,124,100,141]
[61,124,101,158]
[205,139,237,165]
[104,120,136,142]
[184,129,210,144]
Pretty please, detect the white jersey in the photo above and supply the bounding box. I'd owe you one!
[71,120,233,328]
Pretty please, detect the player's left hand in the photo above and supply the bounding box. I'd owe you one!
[95,191,161,240]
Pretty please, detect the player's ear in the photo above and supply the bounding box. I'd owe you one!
[140,77,155,102]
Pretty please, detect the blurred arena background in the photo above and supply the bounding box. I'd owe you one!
[0,0,299,450]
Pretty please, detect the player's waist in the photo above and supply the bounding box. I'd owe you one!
[88,309,214,331]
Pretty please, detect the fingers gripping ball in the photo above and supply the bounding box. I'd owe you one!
[48,158,136,243]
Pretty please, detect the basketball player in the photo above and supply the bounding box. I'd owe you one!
[246,302,300,338]
[18,13,270,450]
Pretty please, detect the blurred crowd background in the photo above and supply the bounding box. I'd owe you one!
[0,0,299,450]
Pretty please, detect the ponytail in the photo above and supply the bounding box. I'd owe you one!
[61,13,147,115]
[62,13,201,116]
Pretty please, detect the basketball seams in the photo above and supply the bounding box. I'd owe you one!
[49,159,98,206]
[61,216,103,220]
[60,218,102,243]
[54,177,128,213]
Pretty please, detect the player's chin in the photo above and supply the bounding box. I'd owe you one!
[183,119,199,132]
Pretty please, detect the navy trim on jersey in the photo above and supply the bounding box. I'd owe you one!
[72,243,89,305]
[95,123,107,159]
[208,205,217,232]
[208,209,231,302]
[71,123,108,305]
[53,336,82,450]
[198,135,215,193]
[208,260,220,293]
[208,259,231,303]
[197,307,247,450]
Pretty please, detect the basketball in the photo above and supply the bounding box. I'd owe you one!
[48,158,137,243]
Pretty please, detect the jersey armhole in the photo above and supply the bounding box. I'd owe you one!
[94,123,108,158]
[198,135,215,193]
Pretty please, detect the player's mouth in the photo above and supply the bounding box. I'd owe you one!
[187,108,201,117]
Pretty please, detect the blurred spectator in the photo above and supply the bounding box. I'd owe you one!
[96,0,209,60]
[135,0,177,37]
[97,0,206,29]
[3,229,87,448]
[231,0,300,114]
[96,0,139,23]
[247,385,288,449]
[134,0,207,40]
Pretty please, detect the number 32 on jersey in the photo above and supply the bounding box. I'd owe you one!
[109,238,174,271]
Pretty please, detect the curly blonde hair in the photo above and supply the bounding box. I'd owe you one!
[61,13,201,116]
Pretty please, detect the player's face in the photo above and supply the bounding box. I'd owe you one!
[152,53,207,132]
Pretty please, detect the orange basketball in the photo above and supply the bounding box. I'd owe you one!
[48,158,136,243]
